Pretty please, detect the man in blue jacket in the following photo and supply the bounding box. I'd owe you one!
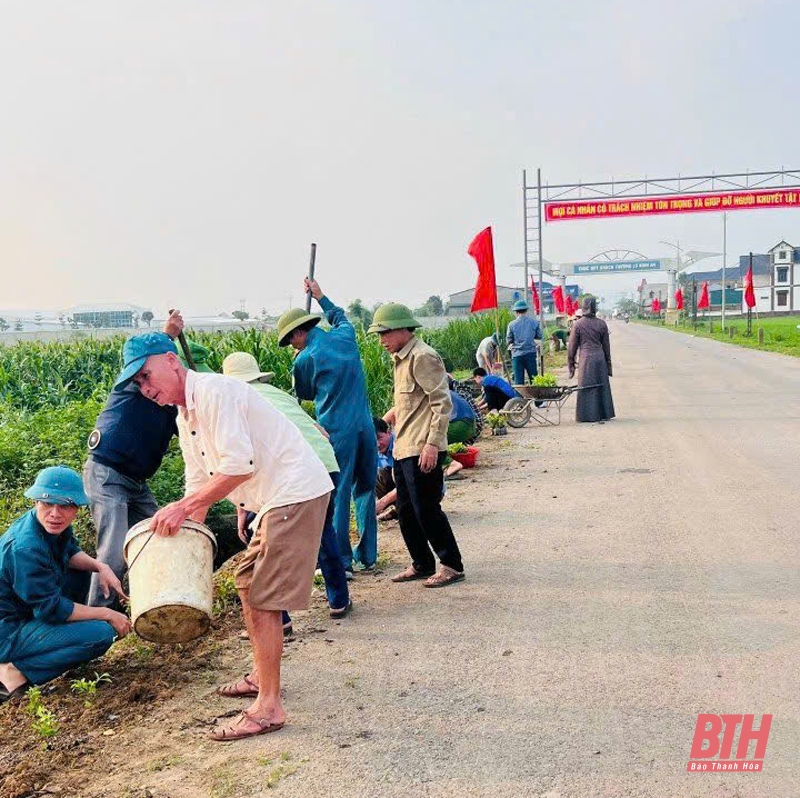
[506,299,542,384]
[277,279,377,576]
[83,312,184,608]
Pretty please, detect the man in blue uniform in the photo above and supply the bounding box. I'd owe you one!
[277,279,377,576]
[0,467,130,701]
[83,312,184,607]
[506,299,542,384]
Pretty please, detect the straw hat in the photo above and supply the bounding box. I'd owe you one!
[222,352,275,384]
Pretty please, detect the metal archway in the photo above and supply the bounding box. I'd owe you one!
[588,248,651,262]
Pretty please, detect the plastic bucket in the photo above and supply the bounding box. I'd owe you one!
[124,518,218,644]
[451,446,479,468]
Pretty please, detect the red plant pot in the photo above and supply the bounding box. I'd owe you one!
[450,446,479,468]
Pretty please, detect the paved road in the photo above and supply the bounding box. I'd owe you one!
[91,323,800,798]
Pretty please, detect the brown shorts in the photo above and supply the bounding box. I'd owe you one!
[235,493,330,611]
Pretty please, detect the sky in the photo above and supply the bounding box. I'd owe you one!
[2,0,799,316]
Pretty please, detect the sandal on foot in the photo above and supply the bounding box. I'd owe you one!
[209,710,284,742]
[329,600,353,619]
[423,566,465,588]
[217,675,259,698]
[392,565,435,583]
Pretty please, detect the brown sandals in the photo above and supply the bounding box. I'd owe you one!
[423,566,465,588]
[210,710,284,741]
[217,675,259,698]
[391,565,435,583]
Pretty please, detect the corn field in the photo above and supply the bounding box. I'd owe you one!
[0,313,500,546]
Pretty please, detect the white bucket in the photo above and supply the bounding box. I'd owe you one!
[124,518,218,644]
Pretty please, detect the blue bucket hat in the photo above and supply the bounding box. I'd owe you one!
[25,466,88,506]
[114,332,178,389]
[513,299,529,312]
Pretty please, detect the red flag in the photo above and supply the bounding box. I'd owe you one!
[566,294,575,316]
[552,285,565,314]
[675,288,684,310]
[530,278,541,314]
[652,297,661,314]
[697,282,710,310]
[743,263,756,309]
[467,227,498,313]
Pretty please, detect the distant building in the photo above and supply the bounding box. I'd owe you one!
[69,303,149,328]
[447,283,580,316]
[759,240,800,312]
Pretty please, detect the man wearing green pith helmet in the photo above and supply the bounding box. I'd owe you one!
[369,304,464,588]
[277,279,378,578]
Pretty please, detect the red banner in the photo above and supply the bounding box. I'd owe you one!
[545,188,800,223]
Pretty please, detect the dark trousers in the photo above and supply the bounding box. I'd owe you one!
[484,386,511,412]
[394,454,463,574]
[376,467,396,502]
[512,352,538,384]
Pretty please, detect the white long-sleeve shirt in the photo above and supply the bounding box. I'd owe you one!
[177,371,332,514]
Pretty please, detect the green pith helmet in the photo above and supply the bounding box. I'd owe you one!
[276,308,322,347]
[367,303,422,334]
[513,299,529,312]
[179,341,215,373]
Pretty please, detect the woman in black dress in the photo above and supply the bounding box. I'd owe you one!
[567,297,615,422]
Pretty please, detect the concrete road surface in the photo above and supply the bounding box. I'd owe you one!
[91,322,800,798]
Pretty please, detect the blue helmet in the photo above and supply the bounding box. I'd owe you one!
[25,466,89,506]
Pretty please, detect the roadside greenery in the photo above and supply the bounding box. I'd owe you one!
[635,314,800,357]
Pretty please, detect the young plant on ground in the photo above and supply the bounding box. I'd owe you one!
[70,672,112,707]
[25,686,59,740]
[448,442,469,454]
[485,411,507,430]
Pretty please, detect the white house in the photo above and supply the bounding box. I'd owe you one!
[744,241,800,312]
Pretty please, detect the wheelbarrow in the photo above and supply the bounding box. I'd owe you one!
[501,384,601,427]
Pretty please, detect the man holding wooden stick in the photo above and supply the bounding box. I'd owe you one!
[277,278,378,577]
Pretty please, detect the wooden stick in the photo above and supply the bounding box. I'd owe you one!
[168,308,197,370]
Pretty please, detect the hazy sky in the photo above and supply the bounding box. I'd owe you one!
[2,0,799,315]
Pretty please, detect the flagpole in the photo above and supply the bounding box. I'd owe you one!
[537,167,546,374]
[721,212,727,331]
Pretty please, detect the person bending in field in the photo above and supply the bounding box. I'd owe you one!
[118,333,332,742]
[472,367,517,413]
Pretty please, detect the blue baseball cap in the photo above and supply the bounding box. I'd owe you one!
[114,332,178,389]
[25,466,89,506]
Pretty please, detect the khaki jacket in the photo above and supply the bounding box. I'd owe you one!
[392,337,452,460]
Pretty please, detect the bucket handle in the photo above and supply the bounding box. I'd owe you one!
[126,531,155,573]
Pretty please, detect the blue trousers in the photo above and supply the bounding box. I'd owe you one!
[512,352,539,384]
[6,570,116,685]
[251,474,350,626]
[315,474,350,610]
[330,423,378,570]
